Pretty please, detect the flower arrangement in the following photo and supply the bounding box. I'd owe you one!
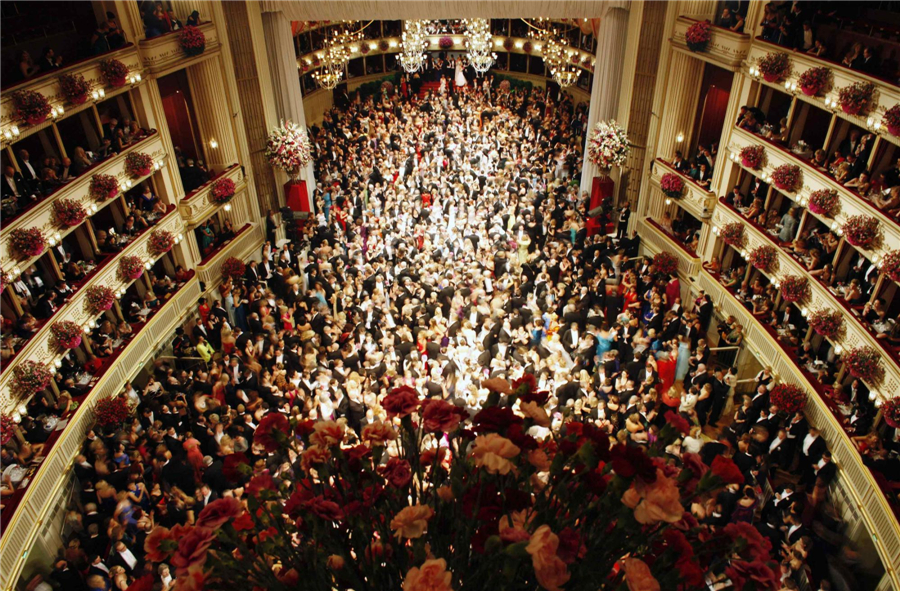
[748,244,778,272]
[882,397,900,429]
[85,285,115,314]
[838,81,876,116]
[119,255,145,281]
[808,189,839,217]
[503,37,514,51]
[739,145,764,170]
[769,383,807,414]
[11,361,53,398]
[438,36,454,49]
[0,414,15,446]
[653,251,679,276]
[52,198,87,227]
[90,174,119,200]
[586,120,629,173]
[842,346,884,385]
[807,309,843,339]
[780,274,809,303]
[798,66,830,97]
[581,55,593,68]
[883,104,900,137]
[50,320,83,350]
[11,89,52,125]
[179,26,207,56]
[100,58,129,88]
[771,164,801,192]
[94,395,131,429]
[720,222,745,247]
[378,40,389,52]
[222,257,246,281]
[210,178,236,204]
[523,40,533,53]
[59,72,91,105]
[498,79,511,92]
[842,215,880,249]
[140,377,782,591]
[125,152,153,177]
[685,20,711,52]
[381,80,394,95]
[757,52,791,83]
[659,173,684,199]
[879,250,900,283]
[265,120,312,180]
[360,42,371,55]
[149,229,175,255]
[9,227,46,258]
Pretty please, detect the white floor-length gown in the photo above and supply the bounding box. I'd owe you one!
[454,59,467,88]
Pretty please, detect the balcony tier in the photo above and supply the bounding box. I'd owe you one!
[196,222,265,288]
[637,217,701,279]
[178,163,246,226]
[670,17,751,71]
[138,22,220,78]
[651,158,716,220]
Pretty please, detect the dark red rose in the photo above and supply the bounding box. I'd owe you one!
[471,521,500,554]
[171,526,216,572]
[610,444,657,482]
[421,398,467,432]
[196,497,242,529]
[725,560,780,591]
[472,406,521,434]
[245,472,276,498]
[722,522,772,562]
[557,527,584,564]
[125,574,154,591]
[711,455,745,485]
[346,444,371,463]
[506,422,538,451]
[284,480,316,518]
[512,373,537,395]
[665,410,691,435]
[255,412,290,452]
[519,389,550,406]
[463,484,502,521]
[421,446,451,467]
[681,452,708,480]
[583,466,609,495]
[295,418,315,437]
[379,457,412,488]
[382,386,421,418]
[303,496,344,521]
[232,511,254,531]
[223,452,250,483]
[503,487,533,511]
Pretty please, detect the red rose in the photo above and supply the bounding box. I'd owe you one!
[506,422,539,451]
[583,466,609,495]
[245,472,276,498]
[223,452,250,483]
[171,526,216,572]
[144,526,176,562]
[681,452,708,480]
[195,497,242,529]
[722,522,771,562]
[232,511,254,531]
[255,412,290,452]
[379,457,412,488]
[664,410,691,435]
[557,527,584,564]
[421,398,466,432]
[711,455,745,485]
[284,480,316,518]
[610,444,657,482]
[725,560,780,591]
[512,373,537,395]
[472,406,522,434]
[519,389,550,406]
[304,496,344,521]
[382,386,421,418]
[295,418,315,437]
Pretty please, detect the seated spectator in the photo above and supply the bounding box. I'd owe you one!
[106,12,127,49]
[852,46,880,75]
[17,50,39,80]
[71,147,93,175]
[187,10,201,27]
[39,47,61,72]
[91,22,112,55]
[719,7,745,32]
[842,42,863,69]
[807,39,827,57]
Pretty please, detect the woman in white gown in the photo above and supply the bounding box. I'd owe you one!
[454,57,467,89]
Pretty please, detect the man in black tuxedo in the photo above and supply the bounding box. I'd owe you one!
[245,261,260,285]
[615,203,631,240]
[197,483,220,508]
[17,149,41,194]
[800,427,827,486]
[160,455,196,493]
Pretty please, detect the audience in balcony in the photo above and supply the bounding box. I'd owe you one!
[718,7,746,32]
[179,158,210,193]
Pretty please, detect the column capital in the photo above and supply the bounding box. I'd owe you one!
[605,0,631,15]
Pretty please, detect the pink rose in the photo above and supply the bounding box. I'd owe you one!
[421,398,466,432]
[526,525,571,591]
[621,468,684,524]
[380,457,413,488]
[361,421,398,446]
[195,497,242,529]
[310,420,345,447]
[390,504,434,539]
[402,558,453,591]
[143,526,175,562]
[171,526,216,572]
[327,555,345,570]
[470,433,521,475]
[520,401,550,426]
[623,558,661,591]
[499,510,532,543]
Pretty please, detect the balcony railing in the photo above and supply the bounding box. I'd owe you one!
[138,21,220,77]
[178,163,245,226]
[651,158,716,220]
[670,16,751,70]
[197,223,264,288]
[0,207,185,406]
[0,273,201,590]
[697,267,900,587]
[637,217,701,278]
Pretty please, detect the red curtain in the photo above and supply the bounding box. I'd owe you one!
[697,86,730,149]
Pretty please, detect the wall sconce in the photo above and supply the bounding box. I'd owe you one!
[800,307,808,317]
[389,40,398,48]
[783,80,797,93]
[91,88,106,101]
[209,138,218,149]
[124,179,132,189]
[515,41,524,49]
[153,160,161,170]
[3,125,21,140]
[868,391,877,401]
[773,281,781,289]
[748,66,759,78]
[54,359,63,369]
[824,96,837,110]
[51,105,64,119]
[874,398,883,408]
[675,132,684,143]
[494,39,503,47]
[144,261,152,270]
[866,117,882,132]
[89,203,98,213]
[712,226,720,235]
[224,203,232,211]
[128,73,142,85]
[665,198,672,205]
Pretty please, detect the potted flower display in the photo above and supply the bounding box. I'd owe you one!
[798,66,830,97]
[720,222,745,247]
[222,257,246,281]
[125,152,153,177]
[748,244,778,272]
[739,145,764,170]
[660,173,684,199]
[586,120,629,175]
[503,37,514,51]
[772,164,801,192]
[439,36,454,49]
[119,255,145,281]
[50,320,83,350]
[842,346,884,385]
[9,227,46,258]
[85,285,116,314]
[807,309,843,339]
[882,397,900,429]
[883,104,900,137]
[11,360,53,398]
[179,26,207,56]
[769,383,807,414]
[265,120,312,180]
[685,20,712,52]
[0,414,16,446]
[59,72,91,105]
[90,174,119,201]
[808,189,839,217]
[652,251,679,276]
[100,58,129,88]
[842,215,880,249]
[758,52,792,83]
[149,229,175,255]
[880,250,900,283]
[94,395,131,430]
[498,79,511,92]
[52,198,87,227]
[837,81,876,116]
[11,89,52,125]
[210,177,236,204]
[523,41,533,54]
[780,274,809,303]
[378,40,389,52]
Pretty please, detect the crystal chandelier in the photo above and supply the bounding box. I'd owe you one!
[399,20,428,73]
[527,20,581,88]
[464,18,496,74]
[312,23,358,90]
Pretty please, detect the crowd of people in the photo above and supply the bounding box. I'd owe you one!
[141,3,201,39]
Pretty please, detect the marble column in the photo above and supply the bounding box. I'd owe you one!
[186,56,240,172]
[113,0,145,43]
[580,1,630,195]
[655,51,704,161]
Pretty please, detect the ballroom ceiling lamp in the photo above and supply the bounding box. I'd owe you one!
[399,20,428,73]
[464,18,496,74]
[312,22,363,90]
[525,19,580,88]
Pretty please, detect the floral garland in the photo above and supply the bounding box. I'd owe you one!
[652,251,679,276]
[210,178,236,204]
[798,66,830,97]
[842,215,880,249]
[883,104,900,137]
[360,42,371,54]
[11,89,52,125]
[438,36,454,49]
[685,20,711,52]
[381,80,395,95]
[739,145,764,170]
[119,255,145,281]
[9,227,46,258]
[780,274,809,303]
[748,244,778,272]
[807,309,843,339]
[0,414,15,446]
[149,229,175,256]
[94,395,131,429]
[85,285,116,314]
[100,58,129,88]
[879,250,900,283]
[498,79,511,92]
[659,173,684,199]
[11,360,53,398]
[90,174,119,201]
[59,72,91,105]
[50,320,83,350]
[808,189,839,217]
[757,52,791,83]
[586,120,630,172]
[265,120,312,179]
[882,397,900,429]
[378,40,390,52]
[125,152,153,177]
[769,383,807,414]
[180,26,206,56]
[52,198,87,227]
[771,164,801,192]
[842,346,884,385]
[503,37,514,51]
[720,222,745,248]
[838,81,876,116]
[523,41,533,53]
[222,257,246,281]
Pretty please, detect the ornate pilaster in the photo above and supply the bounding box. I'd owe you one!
[113,0,145,43]
[655,51,704,161]
[186,56,240,172]
[131,83,186,203]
